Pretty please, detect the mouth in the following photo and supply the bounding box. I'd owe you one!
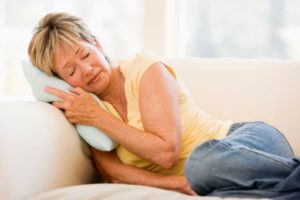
[88,72,101,85]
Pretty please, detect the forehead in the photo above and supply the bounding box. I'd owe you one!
[56,40,78,56]
[54,39,91,60]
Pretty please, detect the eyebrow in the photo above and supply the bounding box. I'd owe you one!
[62,46,82,72]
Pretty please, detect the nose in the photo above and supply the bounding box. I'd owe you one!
[79,62,93,75]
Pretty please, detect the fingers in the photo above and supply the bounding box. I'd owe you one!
[69,87,85,95]
[52,101,66,110]
[181,187,197,196]
[54,107,76,124]
[189,189,198,196]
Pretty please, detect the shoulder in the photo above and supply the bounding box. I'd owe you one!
[120,52,176,83]
[120,53,160,74]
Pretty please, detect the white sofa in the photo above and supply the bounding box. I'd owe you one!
[0,57,299,200]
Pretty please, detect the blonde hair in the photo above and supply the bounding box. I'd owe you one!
[28,12,94,76]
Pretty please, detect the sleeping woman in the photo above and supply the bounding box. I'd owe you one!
[27,12,300,199]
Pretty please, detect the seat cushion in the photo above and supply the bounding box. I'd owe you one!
[31,183,259,200]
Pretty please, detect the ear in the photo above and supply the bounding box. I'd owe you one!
[92,37,104,52]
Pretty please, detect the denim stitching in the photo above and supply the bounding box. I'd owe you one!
[263,123,295,156]
[219,142,295,170]
[229,121,293,155]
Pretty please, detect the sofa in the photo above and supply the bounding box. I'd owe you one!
[1,57,299,200]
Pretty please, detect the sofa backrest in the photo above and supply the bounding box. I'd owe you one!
[163,57,300,155]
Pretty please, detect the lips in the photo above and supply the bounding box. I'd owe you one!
[88,72,101,85]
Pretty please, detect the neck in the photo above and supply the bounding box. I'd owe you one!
[97,66,125,105]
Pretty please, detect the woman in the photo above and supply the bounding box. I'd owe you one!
[28,12,299,199]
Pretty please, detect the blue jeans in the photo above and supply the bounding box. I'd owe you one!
[184,121,300,199]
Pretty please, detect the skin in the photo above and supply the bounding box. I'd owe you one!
[45,37,197,195]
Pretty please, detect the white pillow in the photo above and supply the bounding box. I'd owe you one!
[22,61,117,151]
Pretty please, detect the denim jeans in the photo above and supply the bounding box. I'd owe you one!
[184,121,300,199]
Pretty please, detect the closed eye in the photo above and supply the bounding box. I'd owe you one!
[69,66,76,76]
[82,53,89,59]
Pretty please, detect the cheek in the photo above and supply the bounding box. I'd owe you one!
[67,75,84,88]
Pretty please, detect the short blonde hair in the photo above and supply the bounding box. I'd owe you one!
[28,12,94,76]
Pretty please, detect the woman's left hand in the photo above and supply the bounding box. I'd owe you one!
[44,86,103,125]
[168,176,198,196]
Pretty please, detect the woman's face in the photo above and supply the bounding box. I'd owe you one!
[53,39,111,94]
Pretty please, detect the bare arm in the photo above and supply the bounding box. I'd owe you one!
[92,63,182,168]
[91,148,196,196]
[46,63,182,169]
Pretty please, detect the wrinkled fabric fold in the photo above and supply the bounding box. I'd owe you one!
[185,121,300,199]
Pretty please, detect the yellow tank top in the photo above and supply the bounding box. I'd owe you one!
[103,53,233,176]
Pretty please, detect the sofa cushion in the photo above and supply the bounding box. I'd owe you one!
[31,184,256,200]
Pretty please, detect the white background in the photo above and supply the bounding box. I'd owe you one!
[0,0,299,100]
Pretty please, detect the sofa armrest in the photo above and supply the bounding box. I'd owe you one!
[0,101,98,200]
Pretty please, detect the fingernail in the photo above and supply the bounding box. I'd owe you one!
[44,86,50,92]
